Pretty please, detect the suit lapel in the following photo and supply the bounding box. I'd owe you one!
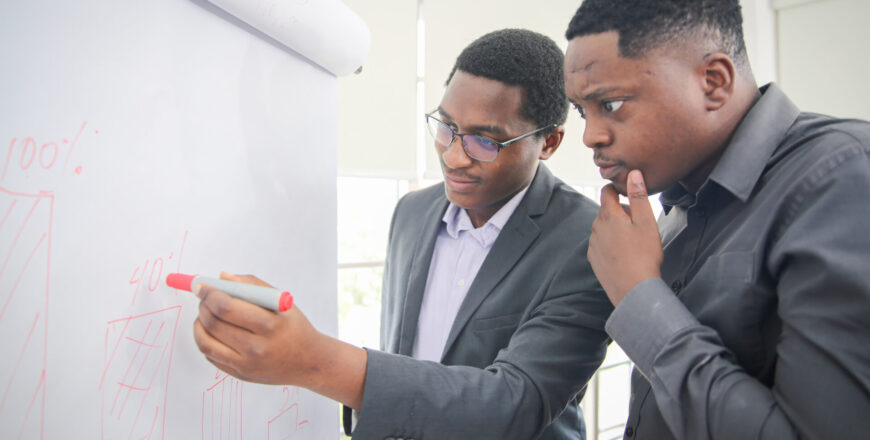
[397,188,449,356]
[440,164,554,360]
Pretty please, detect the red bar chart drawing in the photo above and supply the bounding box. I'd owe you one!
[0,187,53,440]
[202,372,244,440]
[100,306,182,440]
[267,387,309,440]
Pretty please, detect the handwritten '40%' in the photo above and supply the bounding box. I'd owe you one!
[128,231,188,305]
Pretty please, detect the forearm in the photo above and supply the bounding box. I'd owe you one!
[355,350,550,439]
[607,280,796,439]
[354,288,611,439]
[194,285,369,411]
[607,278,869,439]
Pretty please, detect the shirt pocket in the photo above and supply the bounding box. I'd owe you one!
[683,251,756,310]
[459,312,523,364]
[684,251,778,379]
[471,312,523,332]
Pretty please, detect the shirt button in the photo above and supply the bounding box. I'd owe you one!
[457,279,466,287]
[625,426,634,437]
[670,280,683,292]
[694,208,707,218]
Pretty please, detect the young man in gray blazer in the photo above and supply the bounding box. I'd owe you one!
[192,29,613,440]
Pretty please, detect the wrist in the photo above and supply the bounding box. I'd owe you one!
[612,273,661,306]
[304,332,368,410]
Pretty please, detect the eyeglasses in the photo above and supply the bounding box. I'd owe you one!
[425,113,555,162]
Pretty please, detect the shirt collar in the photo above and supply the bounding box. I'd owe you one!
[661,83,801,211]
[442,184,531,246]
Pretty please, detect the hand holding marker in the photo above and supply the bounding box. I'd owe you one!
[166,273,293,312]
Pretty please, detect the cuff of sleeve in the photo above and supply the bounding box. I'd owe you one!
[342,405,359,436]
[605,278,698,374]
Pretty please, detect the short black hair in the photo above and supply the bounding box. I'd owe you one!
[446,29,569,131]
[565,0,748,67]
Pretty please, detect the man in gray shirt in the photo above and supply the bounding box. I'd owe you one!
[564,0,870,438]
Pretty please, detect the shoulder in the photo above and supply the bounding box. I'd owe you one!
[763,114,870,196]
[790,112,870,142]
[767,114,870,229]
[552,180,599,219]
[391,182,445,217]
[776,113,870,167]
[499,174,601,271]
[397,182,444,207]
[536,177,600,232]
[385,182,446,240]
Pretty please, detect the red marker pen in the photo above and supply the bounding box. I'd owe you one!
[166,273,293,312]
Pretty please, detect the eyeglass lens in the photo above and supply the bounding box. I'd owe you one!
[426,116,499,162]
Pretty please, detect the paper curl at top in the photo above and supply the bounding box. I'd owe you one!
[207,0,370,76]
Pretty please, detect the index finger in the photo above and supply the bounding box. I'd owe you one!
[219,272,273,287]
[625,169,656,225]
[198,283,276,335]
[599,183,623,214]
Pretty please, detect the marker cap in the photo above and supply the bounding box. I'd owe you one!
[279,291,293,312]
[166,273,197,291]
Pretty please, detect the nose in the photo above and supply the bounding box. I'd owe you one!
[582,117,613,149]
[441,136,473,169]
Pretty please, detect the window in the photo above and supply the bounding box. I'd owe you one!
[337,176,407,349]
[582,344,633,440]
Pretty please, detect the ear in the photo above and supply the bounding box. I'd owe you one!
[702,52,736,111]
[539,125,565,160]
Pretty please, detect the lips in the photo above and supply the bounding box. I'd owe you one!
[443,171,480,192]
[594,159,624,181]
[598,164,623,180]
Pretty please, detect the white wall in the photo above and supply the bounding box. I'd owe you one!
[338,1,600,185]
[774,0,870,120]
[339,0,869,185]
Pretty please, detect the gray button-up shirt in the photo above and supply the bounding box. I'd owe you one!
[606,83,870,439]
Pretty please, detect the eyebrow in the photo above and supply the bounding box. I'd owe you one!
[580,86,622,102]
[568,60,597,74]
[437,106,508,137]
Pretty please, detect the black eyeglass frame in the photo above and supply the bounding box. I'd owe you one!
[424,113,557,162]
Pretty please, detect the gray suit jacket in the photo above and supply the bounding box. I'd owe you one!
[350,164,613,440]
